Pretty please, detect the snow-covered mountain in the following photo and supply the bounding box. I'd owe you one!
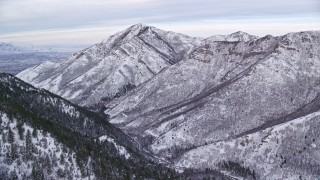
[103,30,320,179]
[17,24,203,107]
[17,24,320,179]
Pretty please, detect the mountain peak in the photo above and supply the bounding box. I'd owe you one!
[20,23,202,106]
[227,31,258,42]
[129,23,147,29]
[229,31,251,36]
[127,23,150,35]
[205,31,258,42]
[103,23,151,44]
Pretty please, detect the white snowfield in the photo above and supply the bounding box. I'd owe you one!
[17,24,320,179]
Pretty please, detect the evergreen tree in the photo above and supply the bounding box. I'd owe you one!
[25,130,33,160]
[32,129,37,138]
[5,147,13,164]
[8,128,14,144]
[31,163,45,180]
[45,154,53,175]
[0,170,9,180]
[21,173,27,180]
[11,144,19,161]
[60,154,65,165]
[9,170,18,180]
[17,121,24,140]
[57,168,65,178]
[16,159,22,166]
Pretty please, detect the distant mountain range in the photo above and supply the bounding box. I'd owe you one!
[0,42,88,53]
[0,42,70,75]
[0,42,56,53]
[14,24,320,179]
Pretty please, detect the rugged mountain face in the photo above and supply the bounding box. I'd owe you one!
[17,24,203,107]
[0,73,178,179]
[176,110,320,179]
[16,24,320,179]
[103,31,320,179]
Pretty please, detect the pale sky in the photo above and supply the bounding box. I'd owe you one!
[0,0,319,47]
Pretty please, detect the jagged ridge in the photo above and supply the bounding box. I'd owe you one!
[17,24,203,108]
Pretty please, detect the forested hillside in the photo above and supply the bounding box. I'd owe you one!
[0,73,178,179]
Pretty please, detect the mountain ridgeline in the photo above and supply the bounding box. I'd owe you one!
[103,29,320,179]
[0,73,179,179]
[17,24,203,108]
[16,24,320,179]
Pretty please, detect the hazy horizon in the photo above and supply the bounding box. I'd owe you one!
[0,0,319,47]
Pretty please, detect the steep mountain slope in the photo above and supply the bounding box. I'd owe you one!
[176,110,320,179]
[0,73,178,179]
[17,24,203,108]
[104,31,320,178]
